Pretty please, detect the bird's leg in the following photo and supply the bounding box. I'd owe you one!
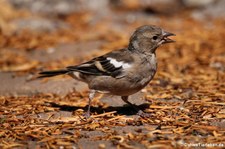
[121,96,141,112]
[121,96,150,118]
[83,90,96,118]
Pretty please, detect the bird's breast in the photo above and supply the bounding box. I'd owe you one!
[132,54,157,87]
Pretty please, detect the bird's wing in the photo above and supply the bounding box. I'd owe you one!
[67,49,133,78]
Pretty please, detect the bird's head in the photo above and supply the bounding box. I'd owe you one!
[129,25,175,54]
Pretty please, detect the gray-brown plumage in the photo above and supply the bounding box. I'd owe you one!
[39,25,175,118]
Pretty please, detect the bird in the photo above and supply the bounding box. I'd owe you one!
[38,25,175,118]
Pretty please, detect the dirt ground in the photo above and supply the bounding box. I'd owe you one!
[0,0,225,148]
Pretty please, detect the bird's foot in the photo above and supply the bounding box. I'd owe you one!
[83,111,91,119]
[137,110,152,118]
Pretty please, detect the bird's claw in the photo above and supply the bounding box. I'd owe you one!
[83,111,91,119]
[137,110,152,118]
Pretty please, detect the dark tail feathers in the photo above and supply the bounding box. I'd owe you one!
[38,69,69,78]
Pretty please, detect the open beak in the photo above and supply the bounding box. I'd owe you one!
[162,31,175,44]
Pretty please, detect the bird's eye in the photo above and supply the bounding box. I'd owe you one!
[152,36,158,40]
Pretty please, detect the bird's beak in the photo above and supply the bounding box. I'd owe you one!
[162,31,175,44]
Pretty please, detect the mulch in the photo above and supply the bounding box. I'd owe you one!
[0,3,224,148]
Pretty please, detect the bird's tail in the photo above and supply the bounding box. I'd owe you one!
[38,69,69,78]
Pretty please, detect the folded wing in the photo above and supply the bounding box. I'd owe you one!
[67,55,130,78]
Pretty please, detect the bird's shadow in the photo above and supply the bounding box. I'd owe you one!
[49,102,150,116]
